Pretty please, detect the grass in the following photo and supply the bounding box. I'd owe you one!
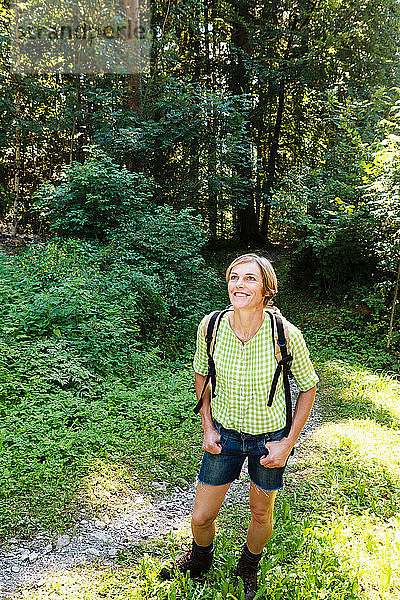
[282,359,400,599]
[12,357,400,600]
[0,352,203,537]
[2,243,400,598]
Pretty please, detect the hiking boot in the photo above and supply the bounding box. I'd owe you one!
[159,541,214,580]
[234,550,259,600]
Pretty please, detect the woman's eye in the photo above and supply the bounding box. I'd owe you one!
[230,275,238,280]
[247,276,256,281]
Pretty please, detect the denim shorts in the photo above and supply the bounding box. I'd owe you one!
[198,420,288,491]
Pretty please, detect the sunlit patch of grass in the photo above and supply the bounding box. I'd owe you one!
[80,458,141,514]
[213,500,360,600]
[18,564,137,600]
[314,418,400,475]
[341,512,400,600]
[282,356,400,598]
[321,360,400,426]
[19,535,196,600]
[305,362,400,520]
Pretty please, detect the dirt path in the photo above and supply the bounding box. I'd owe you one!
[0,384,322,599]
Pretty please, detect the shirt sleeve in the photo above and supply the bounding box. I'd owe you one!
[193,316,209,376]
[287,324,319,391]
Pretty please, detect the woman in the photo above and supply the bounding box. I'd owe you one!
[160,254,318,599]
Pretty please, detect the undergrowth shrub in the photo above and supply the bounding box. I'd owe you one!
[274,168,378,298]
[32,147,224,350]
[33,148,154,239]
[1,204,223,371]
[105,205,224,348]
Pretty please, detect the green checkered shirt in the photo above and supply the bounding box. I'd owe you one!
[193,312,319,434]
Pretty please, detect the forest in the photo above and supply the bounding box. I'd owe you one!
[0,0,400,597]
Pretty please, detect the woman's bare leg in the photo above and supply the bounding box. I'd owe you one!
[191,481,231,546]
[246,482,277,554]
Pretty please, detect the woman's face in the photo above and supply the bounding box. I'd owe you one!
[227,261,266,310]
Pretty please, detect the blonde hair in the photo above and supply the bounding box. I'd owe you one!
[225,253,278,307]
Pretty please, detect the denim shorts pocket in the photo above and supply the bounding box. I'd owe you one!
[267,428,286,442]
[218,432,229,448]
[257,435,268,454]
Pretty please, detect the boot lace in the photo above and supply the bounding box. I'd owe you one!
[176,549,193,569]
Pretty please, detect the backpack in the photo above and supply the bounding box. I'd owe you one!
[193,305,294,438]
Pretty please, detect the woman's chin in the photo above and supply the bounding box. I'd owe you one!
[231,299,258,310]
[230,297,248,308]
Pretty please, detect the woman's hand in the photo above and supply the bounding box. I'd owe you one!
[202,428,223,454]
[260,438,293,468]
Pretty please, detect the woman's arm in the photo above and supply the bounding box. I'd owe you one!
[195,372,223,455]
[260,385,316,468]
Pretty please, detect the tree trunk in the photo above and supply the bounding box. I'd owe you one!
[205,0,218,240]
[230,0,259,243]
[126,0,142,113]
[207,106,218,239]
[12,76,22,237]
[237,203,260,243]
[260,82,285,240]
[69,111,76,165]
[127,74,142,112]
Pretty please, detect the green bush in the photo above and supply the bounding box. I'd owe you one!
[0,243,139,373]
[32,147,224,349]
[105,205,224,348]
[33,148,155,239]
[1,204,223,367]
[271,166,377,297]
[295,208,377,297]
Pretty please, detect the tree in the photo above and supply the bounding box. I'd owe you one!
[366,100,400,347]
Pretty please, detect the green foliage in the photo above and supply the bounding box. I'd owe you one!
[33,148,154,239]
[98,82,255,231]
[272,145,377,296]
[364,97,400,278]
[0,331,201,536]
[105,205,225,347]
[6,208,223,363]
[278,283,399,371]
[0,244,141,373]
[0,233,224,535]
[268,94,400,352]
[31,142,226,347]
[16,239,101,287]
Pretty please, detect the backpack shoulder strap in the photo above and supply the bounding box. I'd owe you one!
[194,306,233,414]
[264,306,290,362]
[265,306,293,438]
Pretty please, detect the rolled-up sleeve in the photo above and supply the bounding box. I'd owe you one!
[193,316,209,376]
[288,325,319,391]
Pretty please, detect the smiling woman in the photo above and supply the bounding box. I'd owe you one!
[159,253,319,599]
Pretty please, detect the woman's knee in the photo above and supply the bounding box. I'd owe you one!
[249,501,274,526]
[191,509,216,529]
